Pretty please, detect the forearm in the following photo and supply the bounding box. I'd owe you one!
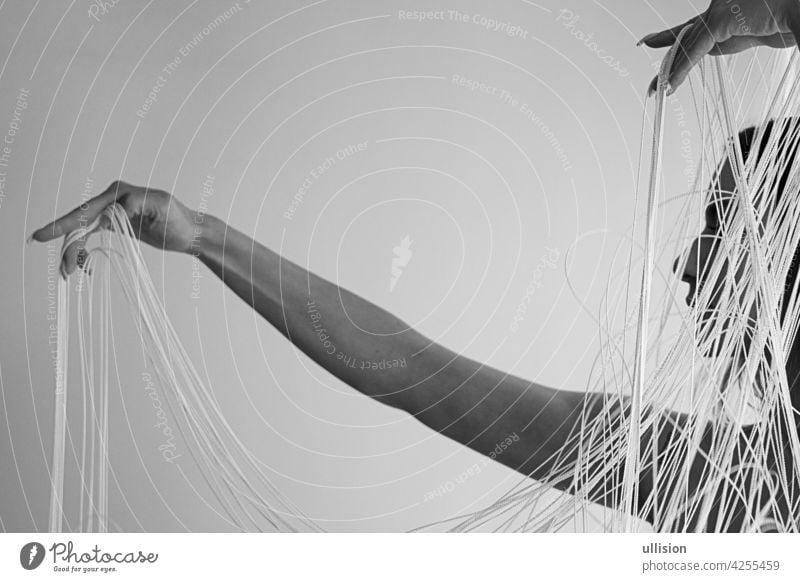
[194,214,442,409]
[191,216,578,447]
[190,215,650,507]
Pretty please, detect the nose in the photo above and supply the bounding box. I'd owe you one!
[673,254,696,308]
[674,237,701,280]
[672,255,682,277]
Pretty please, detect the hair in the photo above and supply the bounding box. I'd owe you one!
[736,119,800,323]
[736,120,800,417]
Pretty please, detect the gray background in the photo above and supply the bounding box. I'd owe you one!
[0,0,750,531]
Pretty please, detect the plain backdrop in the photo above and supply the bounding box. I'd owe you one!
[0,0,771,532]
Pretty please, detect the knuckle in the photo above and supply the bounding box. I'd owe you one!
[118,191,142,215]
[108,179,129,194]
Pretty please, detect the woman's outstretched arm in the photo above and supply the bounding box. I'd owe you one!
[195,211,601,482]
[31,181,658,519]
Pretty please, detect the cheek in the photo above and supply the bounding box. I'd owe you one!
[697,233,725,277]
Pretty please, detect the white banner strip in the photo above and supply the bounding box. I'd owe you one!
[1,533,798,581]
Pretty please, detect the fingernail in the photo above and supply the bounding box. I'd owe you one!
[637,33,655,46]
[25,233,34,246]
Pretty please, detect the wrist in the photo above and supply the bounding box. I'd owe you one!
[188,212,225,262]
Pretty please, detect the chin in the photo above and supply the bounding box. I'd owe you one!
[697,321,753,362]
[695,312,733,358]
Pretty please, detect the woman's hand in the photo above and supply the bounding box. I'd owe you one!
[30,180,198,276]
[640,0,800,93]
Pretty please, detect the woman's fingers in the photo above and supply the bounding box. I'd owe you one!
[640,1,800,94]
[639,17,698,48]
[30,181,126,242]
[642,18,714,95]
[666,19,718,91]
[647,75,658,97]
[60,233,88,278]
[710,35,762,54]
[31,181,130,279]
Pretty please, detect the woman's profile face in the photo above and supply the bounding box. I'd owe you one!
[672,158,749,349]
[673,160,735,306]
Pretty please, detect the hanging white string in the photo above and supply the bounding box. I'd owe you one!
[423,47,800,534]
[46,44,800,534]
[622,23,693,532]
[48,275,69,533]
[49,204,323,532]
